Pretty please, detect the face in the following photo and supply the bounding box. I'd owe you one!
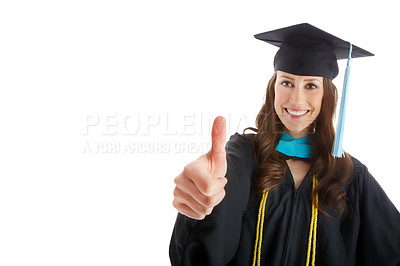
[274,70,324,138]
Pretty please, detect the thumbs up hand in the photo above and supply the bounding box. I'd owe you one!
[173,116,228,220]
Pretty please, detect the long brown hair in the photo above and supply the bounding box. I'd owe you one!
[244,72,353,217]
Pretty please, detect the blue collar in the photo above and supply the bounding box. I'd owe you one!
[275,131,312,160]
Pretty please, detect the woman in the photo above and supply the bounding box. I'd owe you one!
[169,23,400,266]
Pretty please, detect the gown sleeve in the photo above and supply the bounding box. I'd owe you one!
[355,162,400,265]
[169,133,254,266]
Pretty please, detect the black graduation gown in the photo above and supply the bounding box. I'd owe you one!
[169,133,400,266]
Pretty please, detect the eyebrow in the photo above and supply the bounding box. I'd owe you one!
[279,75,322,84]
[279,75,295,81]
[304,78,322,84]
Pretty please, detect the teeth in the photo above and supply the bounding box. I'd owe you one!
[286,108,308,116]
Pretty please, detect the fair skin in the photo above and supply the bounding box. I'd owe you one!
[274,71,324,188]
[173,71,324,219]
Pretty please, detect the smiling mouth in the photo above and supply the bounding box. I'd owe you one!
[284,108,310,117]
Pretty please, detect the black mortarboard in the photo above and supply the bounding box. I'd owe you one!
[254,23,374,79]
[253,23,374,158]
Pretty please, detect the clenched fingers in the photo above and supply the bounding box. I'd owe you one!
[173,186,213,216]
[172,200,206,220]
[183,163,227,196]
[174,172,227,208]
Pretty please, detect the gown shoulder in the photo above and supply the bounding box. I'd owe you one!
[343,154,400,265]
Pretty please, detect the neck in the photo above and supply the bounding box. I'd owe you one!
[284,128,309,139]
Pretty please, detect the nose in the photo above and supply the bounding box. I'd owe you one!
[290,87,305,105]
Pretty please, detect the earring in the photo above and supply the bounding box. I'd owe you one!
[310,121,316,134]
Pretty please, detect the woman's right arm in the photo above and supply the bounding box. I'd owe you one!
[169,116,254,265]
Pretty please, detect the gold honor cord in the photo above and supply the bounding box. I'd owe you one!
[252,190,269,266]
[252,174,319,266]
[305,177,319,266]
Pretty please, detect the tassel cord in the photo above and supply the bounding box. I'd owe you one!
[332,43,353,158]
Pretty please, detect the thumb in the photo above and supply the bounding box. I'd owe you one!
[208,116,227,177]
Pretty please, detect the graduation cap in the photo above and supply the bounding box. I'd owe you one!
[254,23,374,158]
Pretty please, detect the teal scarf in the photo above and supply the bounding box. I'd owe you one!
[275,131,312,160]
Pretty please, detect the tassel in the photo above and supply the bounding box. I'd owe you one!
[331,43,352,158]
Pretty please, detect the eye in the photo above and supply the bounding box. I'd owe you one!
[306,83,318,89]
[282,81,294,87]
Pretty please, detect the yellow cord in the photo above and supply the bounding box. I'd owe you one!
[305,176,318,266]
[252,190,268,266]
[252,175,319,266]
[311,178,318,266]
[305,203,315,265]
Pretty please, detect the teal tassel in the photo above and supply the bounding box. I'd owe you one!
[331,43,352,158]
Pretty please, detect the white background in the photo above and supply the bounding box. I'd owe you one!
[1,0,399,265]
